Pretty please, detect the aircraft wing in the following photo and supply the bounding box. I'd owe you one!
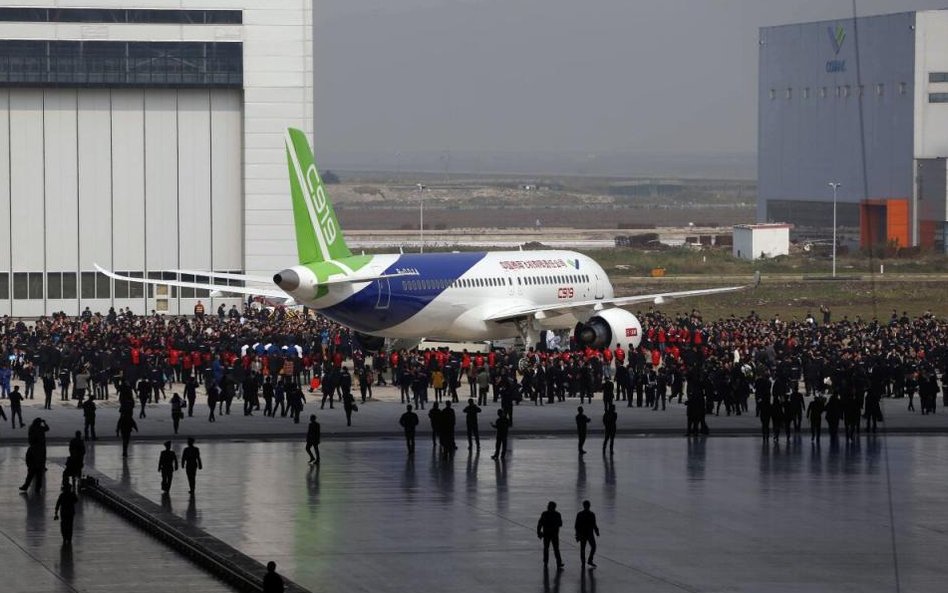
[95,265,414,297]
[169,269,275,285]
[95,265,289,299]
[486,273,760,323]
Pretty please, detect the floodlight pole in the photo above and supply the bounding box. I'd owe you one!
[828,182,841,278]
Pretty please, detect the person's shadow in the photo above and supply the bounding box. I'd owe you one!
[186,493,198,524]
[160,492,173,513]
[543,566,562,593]
[59,542,74,583]
[120,458,131,489]
[580,566,596,593]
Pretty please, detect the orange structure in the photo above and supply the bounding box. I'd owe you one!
[860,199,910,249]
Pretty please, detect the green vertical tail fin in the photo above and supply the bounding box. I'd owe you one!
[285,128,352,264]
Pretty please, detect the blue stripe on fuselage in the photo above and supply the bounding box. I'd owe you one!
[319,252,487,334]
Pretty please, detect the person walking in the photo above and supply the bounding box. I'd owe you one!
[81,395,97,440]
[576,406,590,454]
[428,402,441,449]
[20,418,50,493]
[9,385,24,428]
[184,375,198,417]
[42,373,55,410]
[170,393,184,434]
[602,404,617,455]
[54,483,79,543]
[399,404,419,454]
[158,441,179,493]
[262,561,285,593]
[807,395,825,443]
[574,500,600,568]
[181,437,203,494]
[65,431,85,489]
[490,409,510,460]
[306,414,321,464]
[537,501,565,570]
[462,398,481,450]
[116,412,139,458]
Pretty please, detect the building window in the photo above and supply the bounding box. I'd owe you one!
[29,272,44,300]
[0,41,242,89]
[802,87,810,99]
[47,273,62,299]
[769,89,776,100]
[820,87,827,98]
[929,73,948,83]
[785,88,792,99]
[899,82,908,95]
[876,83,884,96]
[842,85,851,98]
[62,273,77,299]
[13,273,26,299]
[929,93,948,103]
[81,272,96,299]
[0,8,241,25]
[0,273,7,299]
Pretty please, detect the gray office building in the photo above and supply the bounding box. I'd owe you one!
[758,9,948,251]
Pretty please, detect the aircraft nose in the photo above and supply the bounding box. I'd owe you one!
[273,269,300,292]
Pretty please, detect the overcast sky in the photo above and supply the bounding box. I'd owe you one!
[314,0,948,175]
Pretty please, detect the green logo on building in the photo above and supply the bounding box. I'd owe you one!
[828,24,846,55]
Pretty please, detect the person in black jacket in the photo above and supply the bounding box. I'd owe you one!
[306,414,321,464]
[490,409,510,460]
[262,561,285,593]
[462,399,481,450]
[602,404,617,455]
[54,483,79,543]
[576,406,590,454]
[574,500,600,568]
[158,441,178,492]
[537,501,565,570]
[399,404,419,454]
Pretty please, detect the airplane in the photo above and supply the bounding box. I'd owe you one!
[98,128,757,352]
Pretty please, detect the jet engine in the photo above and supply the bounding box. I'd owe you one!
[574,308,643,351]
[353,332,386,353]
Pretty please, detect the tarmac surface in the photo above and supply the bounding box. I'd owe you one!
[3,381,948,592]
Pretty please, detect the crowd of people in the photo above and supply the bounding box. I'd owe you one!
[0,304,945,444]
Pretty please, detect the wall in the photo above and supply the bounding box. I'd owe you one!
[0,87,243,316]
[758,12,916,227]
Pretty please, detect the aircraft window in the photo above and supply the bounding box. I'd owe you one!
[517,277,521,285]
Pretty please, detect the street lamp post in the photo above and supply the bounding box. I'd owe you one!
[416,183,426,253]
[828,182,841,278]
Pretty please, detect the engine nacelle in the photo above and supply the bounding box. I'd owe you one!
[353,332,386,353]
[574,308,642,351]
